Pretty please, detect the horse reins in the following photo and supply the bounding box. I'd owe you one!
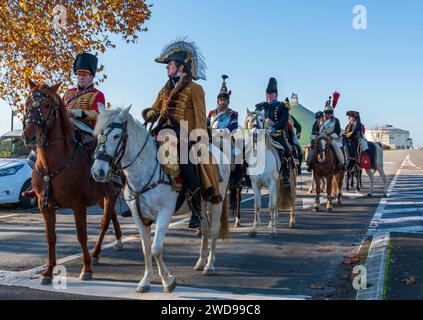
[95,121,171,226]
[24,90,80,209]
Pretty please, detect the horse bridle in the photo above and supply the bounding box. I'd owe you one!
[95,122,128,172]
[24,91,60,147]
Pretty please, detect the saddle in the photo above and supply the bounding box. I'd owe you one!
[345,139,376,169]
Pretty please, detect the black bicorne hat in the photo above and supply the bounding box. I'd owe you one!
[315,111,324,119]
[73,52,98,76]
[266,77,278,94]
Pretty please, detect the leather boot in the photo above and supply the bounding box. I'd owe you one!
[22,189,36,198]
[187,187,203,229]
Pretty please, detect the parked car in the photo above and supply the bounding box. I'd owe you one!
[0,130,36,208]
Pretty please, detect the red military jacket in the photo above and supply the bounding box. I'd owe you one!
[63,85,105,127]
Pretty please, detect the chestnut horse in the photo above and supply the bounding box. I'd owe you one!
[22,81,123,285]
[310,135,344,212]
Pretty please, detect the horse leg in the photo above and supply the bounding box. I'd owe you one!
[268,182,278,239]
[73,207,92,280]
[249,185,261,237]
[151,210,176,293]
[326,175,333,213]
[136,224,153,293]
[91,197,113,265]
[378,167,388,197]
[40,207,57,285]
[366,169,374,196]
[194,228,208,272]
[308,172,315,193]
[313,176,321,212]
[346,172,350,191]
[234,187,242,228]
[203,203,223,275]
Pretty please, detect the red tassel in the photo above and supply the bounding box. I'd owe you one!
[332,91,340,108]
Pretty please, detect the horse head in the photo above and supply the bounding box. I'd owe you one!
[92,106,132,183]
[316,136,330,164]
[22,79,70,148]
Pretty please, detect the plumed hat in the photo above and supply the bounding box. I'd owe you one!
[155,37,207,81]
[266,77,278,94]
[218,75,231,100]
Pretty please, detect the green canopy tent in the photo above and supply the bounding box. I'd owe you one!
[289,93,316,147]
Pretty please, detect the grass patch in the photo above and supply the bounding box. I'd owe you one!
[383,238,392,300]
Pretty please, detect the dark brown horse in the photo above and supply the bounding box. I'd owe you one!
[22,80,123,285]
[310,135,344,212]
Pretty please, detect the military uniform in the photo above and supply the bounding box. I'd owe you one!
[306,111,324,170]
[345,111,369,156]
[23,52,105,199]
[255,78,291,186]
[143,39,221,229]
[207,75,238,133]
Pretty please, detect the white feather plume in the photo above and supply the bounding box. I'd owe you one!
[157,36,207,81]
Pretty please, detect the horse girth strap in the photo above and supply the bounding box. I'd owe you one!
[128,178,172,227]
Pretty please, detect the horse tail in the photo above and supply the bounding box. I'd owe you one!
[219,192,230,240]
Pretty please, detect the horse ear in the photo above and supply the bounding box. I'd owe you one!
[247,108,251,114]
[119,105,132,121]
[50,82,62,93]
[28,78,37,89]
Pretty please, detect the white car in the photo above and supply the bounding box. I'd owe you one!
[0,130,36,208]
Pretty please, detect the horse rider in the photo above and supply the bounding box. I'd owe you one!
[344,111,369,157]
[255,77,291,187]
[319,95,346,171]
[142,38,221,230]
[288,113,303,174]
[207,75,238,134]
[22,52,106,199]
[306,111,324,172]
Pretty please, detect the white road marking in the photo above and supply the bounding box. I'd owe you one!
[357,154,423,300]
[0,214,20,219]
[381,208,422,214]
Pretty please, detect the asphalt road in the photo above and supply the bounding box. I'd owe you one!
[0,150,421,300]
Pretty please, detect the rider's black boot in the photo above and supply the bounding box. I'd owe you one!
[282,158,291,187]
[187,187,203,230]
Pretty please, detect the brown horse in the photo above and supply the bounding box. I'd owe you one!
[310,135,344,212]
[22,80,123,285]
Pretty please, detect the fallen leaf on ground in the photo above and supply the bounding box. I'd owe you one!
[310,284,324,290]
[402,277,416,286]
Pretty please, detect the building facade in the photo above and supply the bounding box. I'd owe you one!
[365,124,413,149]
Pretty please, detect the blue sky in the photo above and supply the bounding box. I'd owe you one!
[1,0,423,145]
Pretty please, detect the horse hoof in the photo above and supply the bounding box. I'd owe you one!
[367,194,372,197]
[79,272,93,281]
[195,229,202,237]
[40,276,52,286]
[383,194,387,197]
[203,267,216,276]
[313,207,320,212]
[164,280,177,293]
[249,230,257,238]
[136,285,150,293]
[289,222,295,229]
[326,208,332,213]
[234,219,241,228]
[91,257,99,266]
[194,263,206,272]
[269,232,277,239]
[113,243,124,252]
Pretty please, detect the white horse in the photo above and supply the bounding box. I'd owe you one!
[364,142,388,197]
[244,110,297,239]
[91,107,231,293]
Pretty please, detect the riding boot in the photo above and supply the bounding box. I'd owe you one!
[21,189,36,199]
[187,187,203,229]
[282,158,291,187]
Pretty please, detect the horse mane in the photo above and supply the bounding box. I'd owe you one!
[34,84,74,138]
[94,108,143,137]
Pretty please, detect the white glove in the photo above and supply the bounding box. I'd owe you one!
[69,109,83,118]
